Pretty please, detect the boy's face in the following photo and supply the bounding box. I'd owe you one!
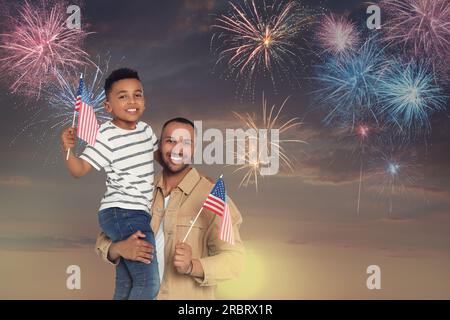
[160,122,195,174]
[104,78,145,127]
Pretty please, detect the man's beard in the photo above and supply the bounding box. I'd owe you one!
[161,159,190,175]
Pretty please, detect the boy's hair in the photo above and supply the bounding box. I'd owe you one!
[104,68,140,98]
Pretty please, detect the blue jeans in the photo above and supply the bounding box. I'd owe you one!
[98,207,160,300]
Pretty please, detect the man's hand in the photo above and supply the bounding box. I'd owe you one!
[174,241,193,274]
[110,231,155,264]
[61,127,76,153]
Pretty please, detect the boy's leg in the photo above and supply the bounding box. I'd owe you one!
[117,210,160,300]
[123,229,160,300]
[98,208,132,300]
[113,258,132,300]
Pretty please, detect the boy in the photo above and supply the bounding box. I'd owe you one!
[60,68,160,300]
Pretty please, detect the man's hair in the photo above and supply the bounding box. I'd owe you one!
[104,68,140,98]
[161,117,195,133]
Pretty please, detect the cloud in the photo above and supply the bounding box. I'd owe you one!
[171,0,216,34]
[0,176,32,187]
[0,235,96,252]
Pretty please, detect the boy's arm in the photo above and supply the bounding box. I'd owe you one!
[65,152,93,178]
[150,127,161,165]
[61,127,92,178]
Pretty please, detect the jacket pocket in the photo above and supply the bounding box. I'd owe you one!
[176,215,205,258]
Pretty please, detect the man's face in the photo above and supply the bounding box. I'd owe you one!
[104,79,145,124]
[160,122,195,174]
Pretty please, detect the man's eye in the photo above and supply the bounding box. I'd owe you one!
[135,94,142,98]
[119,96,126,99]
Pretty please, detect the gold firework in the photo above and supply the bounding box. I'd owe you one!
[230,94,306,190]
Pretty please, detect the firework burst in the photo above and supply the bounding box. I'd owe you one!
[369,140,421,215]
[212,0,315,98]
[380,0,450,80]
[312,38,387,128]
[0,0,91,98]
[378,59,447,137]
[315,13,360,57]
[230,94,306,190]
[11,59,111,165]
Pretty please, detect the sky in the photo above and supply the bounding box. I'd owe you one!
[0,0,449,299]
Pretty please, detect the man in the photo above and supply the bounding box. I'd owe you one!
[95,117,245,299]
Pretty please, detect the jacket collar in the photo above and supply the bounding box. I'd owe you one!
[155,167,200,195]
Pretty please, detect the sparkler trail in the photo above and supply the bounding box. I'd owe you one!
[337,123,381,215]
[378,59,447,138]
[312,38,387,128]
[380,0,450,81]
[354,124,370,215]
[315,13,360,57]
[230,93,306,191]
[0,0,91,98]
[212,0,316,99]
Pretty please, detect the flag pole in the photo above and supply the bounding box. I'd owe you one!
[182,174,223,243]
[66,73,83,160]
[182,206,204,243]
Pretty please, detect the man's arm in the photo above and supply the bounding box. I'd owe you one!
[182,198,245,286]
[61,127,92,178]
[95,231,155,265]
[198,198,245,286]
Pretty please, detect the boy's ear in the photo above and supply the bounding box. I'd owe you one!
[104,100,112,113]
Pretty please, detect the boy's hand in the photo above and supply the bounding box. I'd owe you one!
[61,127,76,153]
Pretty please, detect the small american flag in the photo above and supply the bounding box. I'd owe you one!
[202,176,234,245]
[75,76,98,146]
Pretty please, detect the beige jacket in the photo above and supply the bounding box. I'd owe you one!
[95,168,245,299]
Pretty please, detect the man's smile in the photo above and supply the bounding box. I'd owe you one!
[169,153,184,164]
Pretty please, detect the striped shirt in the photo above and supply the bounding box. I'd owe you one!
[80,121,158,213]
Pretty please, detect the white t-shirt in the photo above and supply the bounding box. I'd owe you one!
[80,121,158,213]
[155,196,168,284]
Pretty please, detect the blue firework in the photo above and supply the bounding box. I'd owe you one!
[11,61,112,165]
[312,39,386,128]
[378,59,447,135]
[46,67,111,128]
[368,137,421,215]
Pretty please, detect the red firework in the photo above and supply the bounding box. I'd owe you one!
[0,0,91,98]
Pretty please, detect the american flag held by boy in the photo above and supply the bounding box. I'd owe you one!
[75,75,98,146]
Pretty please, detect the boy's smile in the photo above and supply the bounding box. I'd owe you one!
[104,78,145,130]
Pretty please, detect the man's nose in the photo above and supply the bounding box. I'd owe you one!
[171,142,184,154]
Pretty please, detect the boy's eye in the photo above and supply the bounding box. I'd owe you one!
[119,95,126,99]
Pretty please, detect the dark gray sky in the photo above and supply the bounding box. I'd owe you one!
[0,0,449,257]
